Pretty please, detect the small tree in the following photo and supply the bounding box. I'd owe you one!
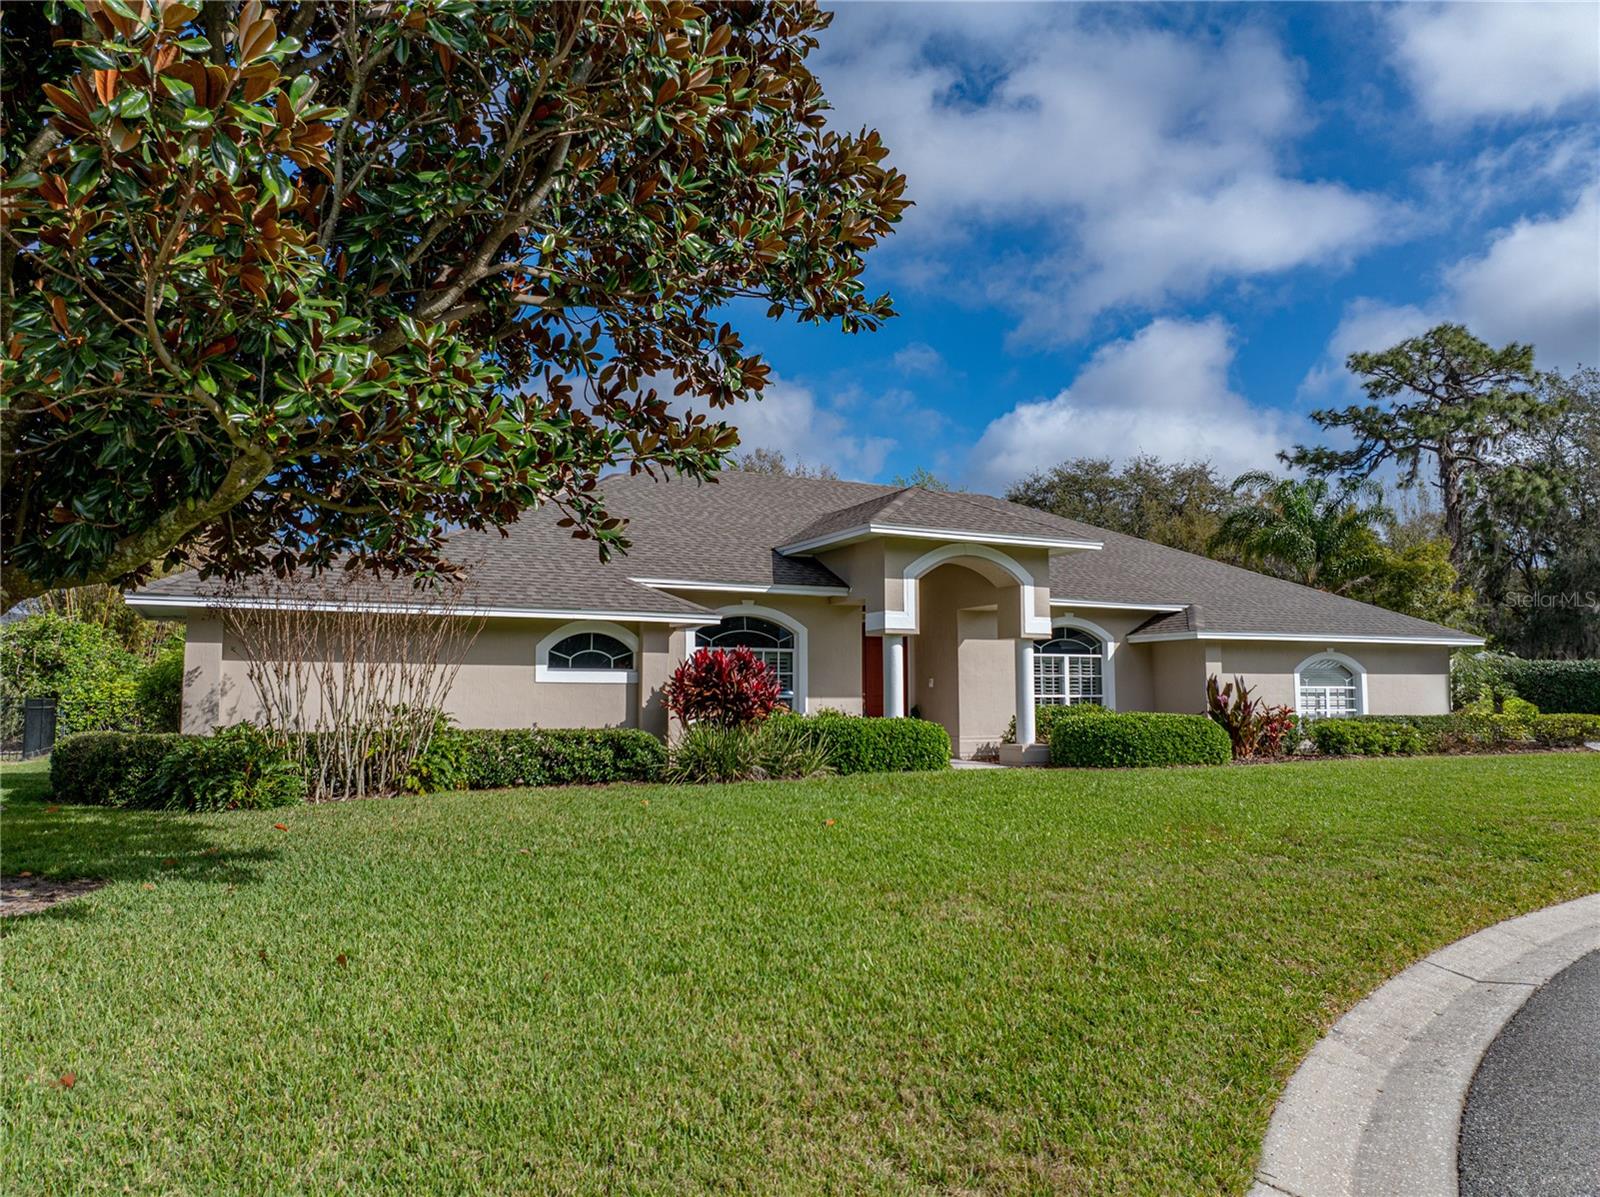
[663,647,781,729]
[216,572,482,799]
[1211,473,1389,593]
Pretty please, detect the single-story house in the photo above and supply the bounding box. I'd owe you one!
[129,471,1483,762]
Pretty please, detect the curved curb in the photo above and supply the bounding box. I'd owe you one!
[1249,893,1600,1197]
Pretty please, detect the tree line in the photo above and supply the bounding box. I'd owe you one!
[1006,326,1596,658]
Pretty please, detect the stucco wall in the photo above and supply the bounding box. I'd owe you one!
[1218,641,1452,715]
[910,563,1019,757]
[183,615,653,733]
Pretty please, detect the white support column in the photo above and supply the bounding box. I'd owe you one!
[883,634,906,718]
[1014,638,1036,746]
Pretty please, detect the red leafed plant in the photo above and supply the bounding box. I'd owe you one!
[664,648,783,729]
[1206,674,1297,760]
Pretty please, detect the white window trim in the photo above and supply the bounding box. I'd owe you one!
[687,603,809,714]
[1293,650,1367,717]
[536,621,640,684]
[1039,615,1118,710]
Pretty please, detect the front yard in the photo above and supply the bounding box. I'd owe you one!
[3,754,1598,1194]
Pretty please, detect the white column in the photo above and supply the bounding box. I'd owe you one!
[1014,638,1036,745]
[883,634,906,718]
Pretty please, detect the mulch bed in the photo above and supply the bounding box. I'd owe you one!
[1,876,107,918]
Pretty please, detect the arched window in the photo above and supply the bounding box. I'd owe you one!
[1297,656,1361,719]
[697,615,796,703]
[1035,627,1103,706]
[547,632,634,672]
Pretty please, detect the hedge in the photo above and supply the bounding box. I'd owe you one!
[50,732,183,806]
[1048,712,1230,768]
[1496,657,1600,715]
[441,728,667,790]
[50,728,303,811]
[1005,702,1110,745]
[770,713,951,774]
[1330,711,1600,754]
[1307,720,1426,757]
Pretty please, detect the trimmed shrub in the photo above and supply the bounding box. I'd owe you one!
[666,720,833,784]
[1004,702,1109,744]
[445,728,667,791]
[142,725,305,812]
[1048,712,1231,768]
[1453,652,1600,715]
[771,713,951,774]
[50,731,183,806]
[1308,719,1424,757]
[1334,713,1537,753]
[664,648,781,728]
[1498,658,1600,715]
[1530,714,1600,747]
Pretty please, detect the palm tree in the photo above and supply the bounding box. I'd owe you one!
[1211,472,1390,594]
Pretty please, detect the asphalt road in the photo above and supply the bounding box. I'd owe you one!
[1458,948,1600,1197]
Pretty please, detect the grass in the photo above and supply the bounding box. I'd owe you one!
[2,753,1598,1195]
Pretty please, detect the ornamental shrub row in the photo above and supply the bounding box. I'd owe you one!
[437,728,668,790]
[1048,712,1231,768]
[769,712,952,774]
[49,727,302,811]
[1307,719,1426,757]
[1320,711,1600,755]
[1453,652,1600,714]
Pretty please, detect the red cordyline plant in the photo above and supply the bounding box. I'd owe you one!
[664,647,782,729]
[1206,674,1297,760]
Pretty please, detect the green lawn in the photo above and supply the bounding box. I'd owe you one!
[3,754,1597,1195]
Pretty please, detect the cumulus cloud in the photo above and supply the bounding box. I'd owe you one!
[967,317,1300,492]
[814,8,1398,338]
[705,378,894,480]
[1305,184,1600,392]
[1388,3,1600,123]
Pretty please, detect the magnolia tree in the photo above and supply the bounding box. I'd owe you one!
[0,0,907,609]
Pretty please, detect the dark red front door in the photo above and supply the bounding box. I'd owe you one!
[862,626,883,717]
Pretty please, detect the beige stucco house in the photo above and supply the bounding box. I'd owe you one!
[130,472,1482,762]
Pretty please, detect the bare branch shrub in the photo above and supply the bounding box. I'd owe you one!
[214,572,483,801]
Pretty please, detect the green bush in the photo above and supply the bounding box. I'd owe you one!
[1530,713,1600,747]
[771,713,951,774]
[1308,720,1425,757]
[1047,712,1231,768]
[441,728,667,791]
[665,720,833,785]
[1004,702,1109,745]
[50,731,183,806]
[136,639,185,732]
[1334,713,1537,753]
[0,612,144,737]
[143,725,305,812]
[1453,652,1600,714]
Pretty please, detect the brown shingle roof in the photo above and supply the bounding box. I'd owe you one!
[134,471,1480,642]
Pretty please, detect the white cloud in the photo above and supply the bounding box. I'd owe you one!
[1306,184,1600,390]
[967,317,1299,491]
[713,378,893,479]
[815,9,1399,337]
[1447,184,1600,366]
[1388,3,1600,123]
[892,342,945,376]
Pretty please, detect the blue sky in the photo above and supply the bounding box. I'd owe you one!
[713,1,1600,493]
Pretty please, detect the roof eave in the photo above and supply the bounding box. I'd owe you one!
[1124,629,1486,647]
[124,594,712,624]
[778,522,1103,556]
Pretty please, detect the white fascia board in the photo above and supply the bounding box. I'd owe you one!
[629,577,850,597]
[1125,629,1485,647]
[777,523,1102,556]
[1050,598,1188,613]
[123,595,709,625]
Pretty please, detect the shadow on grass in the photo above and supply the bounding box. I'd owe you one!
[1,797,281,918]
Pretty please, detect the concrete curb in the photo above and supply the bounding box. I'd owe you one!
[1249,893,1600,1197]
